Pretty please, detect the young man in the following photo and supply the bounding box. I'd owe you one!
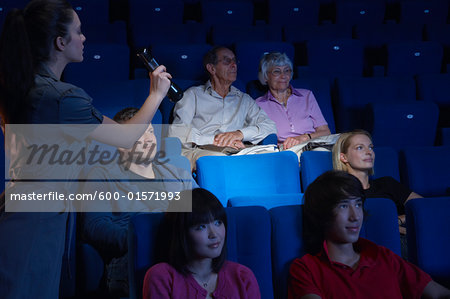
[289,170,450,299]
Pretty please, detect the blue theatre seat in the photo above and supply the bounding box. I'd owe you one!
[227,193,303,209]
[270,198,401,299]
[406,197,450,287]
[128,206,274,299]
[196,151,301,206]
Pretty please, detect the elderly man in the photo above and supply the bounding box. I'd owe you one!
[169,46,277,170]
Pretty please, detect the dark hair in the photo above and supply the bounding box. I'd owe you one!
[202,46,230,75]
[166,188,227,275]
[303,170,366,254]
[0,0,73,124]
[113,107,139,123]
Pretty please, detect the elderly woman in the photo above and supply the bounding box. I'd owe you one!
[255,52,330,149]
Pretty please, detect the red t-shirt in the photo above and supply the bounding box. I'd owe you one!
[288,238,432,299]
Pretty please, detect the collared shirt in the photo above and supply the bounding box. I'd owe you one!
[256,87,327,142]
[143,261,261,299]
[28,63,103,125]
[169,81,276,145]
[288,238,431,299]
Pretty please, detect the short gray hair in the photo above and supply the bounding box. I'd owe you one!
[258,52,293,85]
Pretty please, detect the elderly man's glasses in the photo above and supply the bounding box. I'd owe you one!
[217,57,239,65]
[270,68,292,77]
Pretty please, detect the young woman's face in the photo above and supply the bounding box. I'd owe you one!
[326,197,363,245]
[188,219,226,260]
[340,134,375,173]
[62,10,86,63]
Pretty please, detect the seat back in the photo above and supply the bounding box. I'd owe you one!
[270,198,401,299]
[406,197,450,287]
[268,0,320,26]
[400,0,449,25]
[196,151,301,206]
[227,193,303,209]
[70,0,110,25]
[336,0,385,26]
[128,206,274,299]
[366,101,439,150]
[201,1,254,27]
[386,41,443,76]
[335,75,416,132]
[300,147,400,192]
[401,146,450,197]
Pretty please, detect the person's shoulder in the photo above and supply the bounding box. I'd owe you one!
[222,261,255,277]
[146,262,178,277]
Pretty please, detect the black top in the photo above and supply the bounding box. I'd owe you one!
[365,176,412,215]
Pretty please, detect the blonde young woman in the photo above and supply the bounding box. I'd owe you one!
[332,130,422,216]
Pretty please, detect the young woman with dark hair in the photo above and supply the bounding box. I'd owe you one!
[143,188,261,299]
[0,1,170,297]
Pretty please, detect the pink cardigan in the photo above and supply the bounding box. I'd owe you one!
[143,261,261,299]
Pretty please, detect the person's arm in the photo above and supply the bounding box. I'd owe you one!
[310,124,331,139]
[404,191,422,205]
[143,264,174,299]
[89,65,171,148]
[422,280,450,299]
[240,95,277,144]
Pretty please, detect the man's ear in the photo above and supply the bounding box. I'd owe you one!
[206,63,215,76]
[340,153,348,164]
[55,36,65,52]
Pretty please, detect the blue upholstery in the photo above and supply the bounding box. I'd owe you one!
[196,151,301,206]
[386,41,443,76]
[201,1,253,27]
[260,133,278,145]
[150,43,212,81]
[76,243,104,294]
[400,0,449,25]
[416,73,450,127]
[131,23,207,49]
[425,24,450,48]
[69,0,109,25]
[227,193,303,209]
[211,25,282,48]
[306,39,364,78]
[63,43,130,91]
[268,0,320,26]
[406,197,450,287]
[335,75,416,132]
[336,0,385,26]
[270,198,401,299]
[81,22,127,45]
[128,0,184,31]
[235,41,295,84]
[401,146,450,197]
[300,147,400,192]
[366,101,439,150]
[128,206,274,299]
[442,128,450,146]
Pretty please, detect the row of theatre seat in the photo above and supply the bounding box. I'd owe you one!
[59,148,450,298]
[67,196,450,299]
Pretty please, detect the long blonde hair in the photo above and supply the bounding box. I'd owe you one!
[332,130,374,176]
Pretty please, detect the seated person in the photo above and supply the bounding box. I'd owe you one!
[255,52,330,150]
[169,46,276,170]
[143,188,261,298]
[288,170,450,299]
[81,107,195,297]
[332,130,421,216]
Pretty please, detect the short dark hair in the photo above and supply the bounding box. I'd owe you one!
[166,188,227,275]
[202,46,230,75]
[303,170,366,254]
[113,107,139,123]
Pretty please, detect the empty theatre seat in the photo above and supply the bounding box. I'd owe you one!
[306,39,364,78]
[227,193,303,209]
[399,0,449,25]
[401,146,450,197]
[335,76,416,132]
[335,0,385,26]
[201,0,254,27]
[270,198,401,299]
[366,101,439,150]
[211,24,282,48]
[386,41,443,76]
[196,151,301,206]
[416,73,450,127]
[69,0,110,25]
[268,0,320,26]
[128,206,274,299]
[406,197,450,288]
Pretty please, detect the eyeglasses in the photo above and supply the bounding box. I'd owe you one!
[217,57,239,66]
[270,68,292,77]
